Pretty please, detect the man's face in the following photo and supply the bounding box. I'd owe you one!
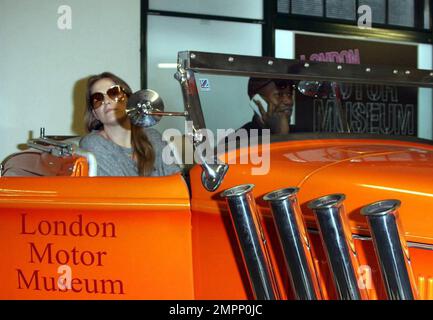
[260,81,294,118]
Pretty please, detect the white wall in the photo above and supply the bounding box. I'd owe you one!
[275,30,295,59]
[147,15,262,137]
[0,0,141,163]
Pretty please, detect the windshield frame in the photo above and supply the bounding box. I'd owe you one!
[176,50,433,143]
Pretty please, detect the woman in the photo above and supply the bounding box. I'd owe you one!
[79,72,180,176]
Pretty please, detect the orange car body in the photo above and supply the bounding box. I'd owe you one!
[1,136,433,299]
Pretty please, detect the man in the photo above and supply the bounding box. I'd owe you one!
[241,78,295,135]
[220,77,296,153]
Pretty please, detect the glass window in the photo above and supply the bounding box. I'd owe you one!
[359,0,386,24]
[277,0,290,14]
[278,0,426,32]
[326,0,356,21]
[197,75,253,141]
[277,32,429,138]
[196,74,299,147]
[195,73,423,138]
[149,0,263,20]
[275,29,295,59]
[424,0,431,29]
[291,0,324,17]
[388,0,415,27]
[147,15,261,136]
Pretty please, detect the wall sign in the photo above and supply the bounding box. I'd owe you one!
[295,34,418,136]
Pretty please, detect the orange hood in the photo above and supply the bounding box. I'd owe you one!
[215,137,433,244]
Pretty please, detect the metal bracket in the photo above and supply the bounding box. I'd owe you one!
[28,138,74,157]
[27,128,75,157]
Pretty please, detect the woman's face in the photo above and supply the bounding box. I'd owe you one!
[90,78,128,127]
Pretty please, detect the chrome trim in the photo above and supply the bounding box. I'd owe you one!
[361,200,418,300]
[407,242,433,251]
[308,194,368,300]
[27,137,74,157]
[175,63,228,192]
[310,229,433,251]
[25,129,97,176]
[126,89,189,127]
[221,184,280,300]
[200,161,229,192]
[142,110,188,117]
[178,51,433,88]
[263,187,321,300]
[174,60,206,130]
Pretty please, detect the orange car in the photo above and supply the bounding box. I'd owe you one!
[1,51,433,300]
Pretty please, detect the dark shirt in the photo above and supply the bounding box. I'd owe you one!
[240,114,265,133]
[240,114,298,135]
[221,114,297,153]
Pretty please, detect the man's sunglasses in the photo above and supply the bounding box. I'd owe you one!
[90,85,126,109]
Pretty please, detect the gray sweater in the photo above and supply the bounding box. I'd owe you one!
[79,128,181,176]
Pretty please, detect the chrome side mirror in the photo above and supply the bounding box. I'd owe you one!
[297,80,334,99]
[126,89,188,127]
[126,89,228,192]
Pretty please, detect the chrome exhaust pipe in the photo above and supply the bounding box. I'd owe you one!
[361,200,418,300]
[263,187,321,300]
[308,194,368,300]
[221,184,280,300]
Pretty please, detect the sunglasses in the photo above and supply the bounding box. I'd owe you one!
[90,85,126,109]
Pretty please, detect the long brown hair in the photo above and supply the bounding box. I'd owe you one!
[84,72,155,176]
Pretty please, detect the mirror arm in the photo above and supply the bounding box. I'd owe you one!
[145,110,188,117]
